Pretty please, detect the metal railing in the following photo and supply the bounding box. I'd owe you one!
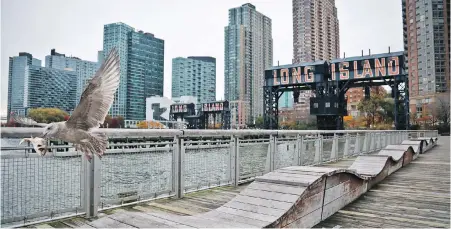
[0,128,438,227]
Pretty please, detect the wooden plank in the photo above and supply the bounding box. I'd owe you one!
[146,202,199,215]
[246,181,307,195]
[232,194,293,210]
[133,210,196,228]
[388,159,403,175]
[145,212,238,228]
[60,218,94,228]
[292,190,324,218]
[108,211,174,228]
[87,216,135,228]
[323,180,352,205]
[280,166,340,173]
[34,224,54,228]
[255,174,320,187]
[215,206,276,223]
[198,210,264,228]
[268,171,322,179]
[377,150,405,161]
[239,188,300,203]
[325,173,352,189]
[282,208,323,228]
[321,185,367,220]
[223,200,286,217]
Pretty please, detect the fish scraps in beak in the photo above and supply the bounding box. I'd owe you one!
[20,137,48,156]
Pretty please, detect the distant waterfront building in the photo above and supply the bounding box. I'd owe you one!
[224,3,273,126]
[146,96,173,121]
[172,56,216,104]
[45,49,99,105]
[292,0,340,121]
[402,0,450,116]
[7,52,41,118]
[97,50,104,65]
[103,22,164,120]
[24,66,77,113]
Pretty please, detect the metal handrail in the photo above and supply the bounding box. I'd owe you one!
[0,129,438,227]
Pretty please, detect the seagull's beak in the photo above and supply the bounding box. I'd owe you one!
[39,132,47,139]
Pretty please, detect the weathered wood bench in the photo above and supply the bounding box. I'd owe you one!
[88,138,438,228]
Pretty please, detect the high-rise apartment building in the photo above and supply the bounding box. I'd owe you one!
[292,0,340,122]
[7,51,78,119]
[45,49,99,105]
[24,66,77,113]
[172,56,216,104]
[7,53,41,118]
[224,3,273,126]
[103,22,164,120]
[402,0,450,116]
[293,0,340,63]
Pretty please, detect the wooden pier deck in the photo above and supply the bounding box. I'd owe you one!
[315,135,450,228]
[26,136,449,228]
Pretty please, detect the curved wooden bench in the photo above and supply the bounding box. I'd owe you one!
[88,138,439,228]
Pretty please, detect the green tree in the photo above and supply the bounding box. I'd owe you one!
[255,116,264,129]
[27,108,69,123]
[435,96,450,134]
[357,95,384,128]
[378,98,395,123]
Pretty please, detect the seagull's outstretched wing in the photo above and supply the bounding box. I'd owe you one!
[66,48,120,131]
[12,116,47,127]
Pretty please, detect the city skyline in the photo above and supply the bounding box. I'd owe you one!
[1,0,405,117]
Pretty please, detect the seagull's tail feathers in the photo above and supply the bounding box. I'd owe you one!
[84,132,108,159]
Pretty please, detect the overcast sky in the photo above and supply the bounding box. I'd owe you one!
[0,0,403,116]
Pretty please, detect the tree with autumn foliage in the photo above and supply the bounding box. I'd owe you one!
[101,115,125,128]
[137,120,165,129]
[27,108,69,123]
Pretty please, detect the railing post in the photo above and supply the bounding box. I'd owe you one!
[369,133,376,152]
[81,154,100,218]
[230,136,240,186]
[362,133,369,154]
[330,134,338,161]
[174,136,184,198]
[343,133,350,158]
[314,134,322,164]
[268,135,276,172]
[296,134,303,166]
[354,133,360,155]
[389,132,393,145]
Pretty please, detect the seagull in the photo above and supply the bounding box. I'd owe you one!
[13,48,120,162]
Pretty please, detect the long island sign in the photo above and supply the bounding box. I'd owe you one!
[265,51,405,86]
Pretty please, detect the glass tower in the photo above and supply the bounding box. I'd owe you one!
[45,49,99,105]
[24,66,77,113]
[7,52,41,118]
[172,56,216,104]
[103,22,164,120]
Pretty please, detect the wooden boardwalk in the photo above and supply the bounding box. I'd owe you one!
[315,136,450,228]
[27,136,449,228]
